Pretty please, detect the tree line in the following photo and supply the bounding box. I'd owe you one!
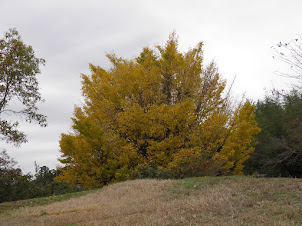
[245,90,302,177]
[0,150,83,203]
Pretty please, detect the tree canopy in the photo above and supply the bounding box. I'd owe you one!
[57,34,260,188]
[245,90,302,177]
[0,28,46,146]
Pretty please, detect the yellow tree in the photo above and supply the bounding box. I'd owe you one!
[57,33,260,188]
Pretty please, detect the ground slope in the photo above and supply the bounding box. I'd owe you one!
[1,176,302,225]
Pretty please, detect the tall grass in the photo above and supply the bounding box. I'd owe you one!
[1,176,301,225]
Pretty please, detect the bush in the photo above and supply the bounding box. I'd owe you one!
[132,164,171,180]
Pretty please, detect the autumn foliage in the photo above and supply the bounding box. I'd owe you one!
[57,34,260,188]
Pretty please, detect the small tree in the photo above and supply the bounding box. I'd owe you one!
[0,28,46,146]
[273,36,302,89]
[0,150,34,202]
[0,149,17,175]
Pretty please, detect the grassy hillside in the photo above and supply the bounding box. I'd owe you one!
[1,176,302,225]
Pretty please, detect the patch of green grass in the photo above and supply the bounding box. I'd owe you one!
[177,176,243,190]
[180,176,219,189]
[39,211,48,216]
[168,176,243,198]
[0,188,100,215]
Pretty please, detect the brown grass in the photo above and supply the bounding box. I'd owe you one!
[1,176,302,225]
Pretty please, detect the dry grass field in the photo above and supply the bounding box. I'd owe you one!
[1,176,302,225]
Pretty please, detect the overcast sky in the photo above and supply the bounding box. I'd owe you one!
[1,0,301,173]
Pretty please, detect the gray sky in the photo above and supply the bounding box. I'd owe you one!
[1,0,301,173]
